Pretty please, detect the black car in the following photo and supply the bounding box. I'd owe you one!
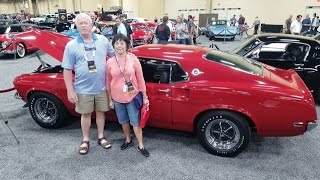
[233,33,320,102]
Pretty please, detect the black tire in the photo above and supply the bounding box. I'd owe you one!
[16,43,26,58]
[230,36,235,41]
[29,92,70,129]
[197,111,251,157]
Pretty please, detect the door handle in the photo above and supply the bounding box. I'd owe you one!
[294,63,304,66]
[158,89,170,93]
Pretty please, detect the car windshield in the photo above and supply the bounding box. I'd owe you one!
[233,36,261,56]
[206,50,263,76]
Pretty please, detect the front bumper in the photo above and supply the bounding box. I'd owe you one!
[307,121,318,131]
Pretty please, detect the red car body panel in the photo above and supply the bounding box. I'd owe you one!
[13,30,317,137]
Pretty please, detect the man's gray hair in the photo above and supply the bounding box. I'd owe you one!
[74,13,92,26]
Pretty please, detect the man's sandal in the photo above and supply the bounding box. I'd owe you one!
[79,141,90,155]
[98,137,112,149]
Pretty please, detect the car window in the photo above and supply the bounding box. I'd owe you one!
[10,26,23,32]
[233,37,261,56]
[139,58,187,84]
[206,50,263,76]
[249,42,309,61]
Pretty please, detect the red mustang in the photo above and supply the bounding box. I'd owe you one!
[130,22,154,46]
[0,23,40,58]
[12,30,318,157]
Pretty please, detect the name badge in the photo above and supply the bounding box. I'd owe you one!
[87,61,97,73]
[126,82,134,94]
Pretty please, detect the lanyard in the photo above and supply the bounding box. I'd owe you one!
[82,42,96,62]
[115,55,132,82]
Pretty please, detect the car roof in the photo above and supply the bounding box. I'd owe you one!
[254,33,318,43]
[130,44,209,62]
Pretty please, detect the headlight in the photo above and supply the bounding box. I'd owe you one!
[1,41,8,49]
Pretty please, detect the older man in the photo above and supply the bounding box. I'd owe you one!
[62,13,115,155]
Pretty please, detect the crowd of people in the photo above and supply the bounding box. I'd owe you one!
[284,13,319,36]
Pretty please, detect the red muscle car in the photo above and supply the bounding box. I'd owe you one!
[0,23,40,58]
[12,30,318,157]
[130,22,154,46]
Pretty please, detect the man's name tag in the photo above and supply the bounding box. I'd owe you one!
[88,61,97,73]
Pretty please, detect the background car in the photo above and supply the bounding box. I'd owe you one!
[233,33,320,103]
[206,20,238,41]
[0,23,40,58]
[130,22,154,46]
[12,30,317,157]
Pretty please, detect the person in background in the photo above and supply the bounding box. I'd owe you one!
[155,15,170,44]
[291,15,302,35]
[106,33,150,157]
[230,15,237,26]
[238,14,245,34]
[301,14,311,36]
[253,16,261,35]
[175,15,188,44]
[62,13,115,155]
[120,14,133,46]
[116,16,127,36]
[285,15,293,34]
[311,13,319,35]
[187,15,196,45]
[88,11,101,34]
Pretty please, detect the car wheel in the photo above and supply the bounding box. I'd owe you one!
[230,37,235,41]
[16,43,26,58]
[197,111,251,157]
[29,92,70,129]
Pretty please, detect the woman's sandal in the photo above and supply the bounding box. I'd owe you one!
[98,137,112,149]
[79,141,90,155]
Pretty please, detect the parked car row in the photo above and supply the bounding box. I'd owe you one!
[8,30,317,158]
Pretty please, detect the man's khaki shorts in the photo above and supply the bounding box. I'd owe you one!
[75,92,109,114]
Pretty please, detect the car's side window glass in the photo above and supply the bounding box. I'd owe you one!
[248,42,309,62]
[10,26,23,32]
[139,58,171,84]
[312,46,320,59]
[170,62,188,83]
[139,58,188,84]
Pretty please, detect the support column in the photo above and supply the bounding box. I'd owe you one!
[206,0,212,13]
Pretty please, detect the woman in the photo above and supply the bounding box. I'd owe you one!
[175,15,188,44]
[106,33,150,157]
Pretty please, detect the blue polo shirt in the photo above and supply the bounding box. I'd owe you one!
[62,33,115,95]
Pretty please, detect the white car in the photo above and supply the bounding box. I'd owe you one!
[30,14,57,22]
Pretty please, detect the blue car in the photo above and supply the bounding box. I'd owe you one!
[207,20,238,41]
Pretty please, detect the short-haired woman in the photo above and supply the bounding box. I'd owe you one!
[106,33,150,157]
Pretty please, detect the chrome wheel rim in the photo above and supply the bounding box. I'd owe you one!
[17,44,25,57]
[205,117,240,151]
[34,97,57,124]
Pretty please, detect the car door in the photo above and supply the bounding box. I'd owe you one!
[139,58,173,128]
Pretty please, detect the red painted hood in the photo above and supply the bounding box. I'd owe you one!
[19,29,72,62]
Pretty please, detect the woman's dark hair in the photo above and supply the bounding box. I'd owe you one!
[112,33,130,50]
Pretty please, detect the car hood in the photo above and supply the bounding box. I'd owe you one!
[20,29,71,62]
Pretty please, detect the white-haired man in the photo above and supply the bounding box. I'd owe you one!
[62,13,115,155]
